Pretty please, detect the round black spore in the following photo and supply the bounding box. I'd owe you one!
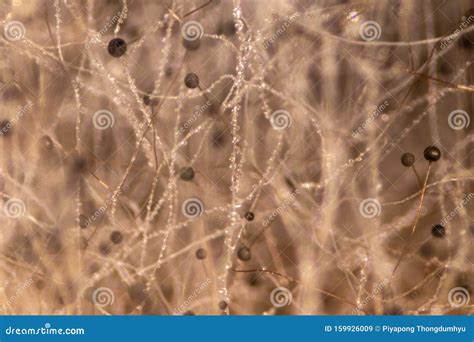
[458,8,474,49]
[432,224,445,238]
[88,263,100,275]
[248,274,259,286]
[99,242,111,255]
[0,120,13,137]
[164,66,173,77]
[35,278,46,290]
[128,280,148,304]
[143,94,151,106]
[458,33,474,49]
[46,234,62,255]
[107,38,127,58]
[464,8,474,21]
[182,38,201,50]
[384,305,403,315]
[211,130,226,148]
[217,21,236,36]
[110,231,123,244]
[70,155,88,174]
[79,214,89,229]
[245,211,255,221]
[237,247,251,261]
[423,146,441,162]
[401,153,415,167]
[218,300,228,310]
[184,73,200,89]
[180,167,195,181]
[419,243,433,257]
[195,248,207,260]
[143,94,159,106]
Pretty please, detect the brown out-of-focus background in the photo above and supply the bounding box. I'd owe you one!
[0,0,472,315]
